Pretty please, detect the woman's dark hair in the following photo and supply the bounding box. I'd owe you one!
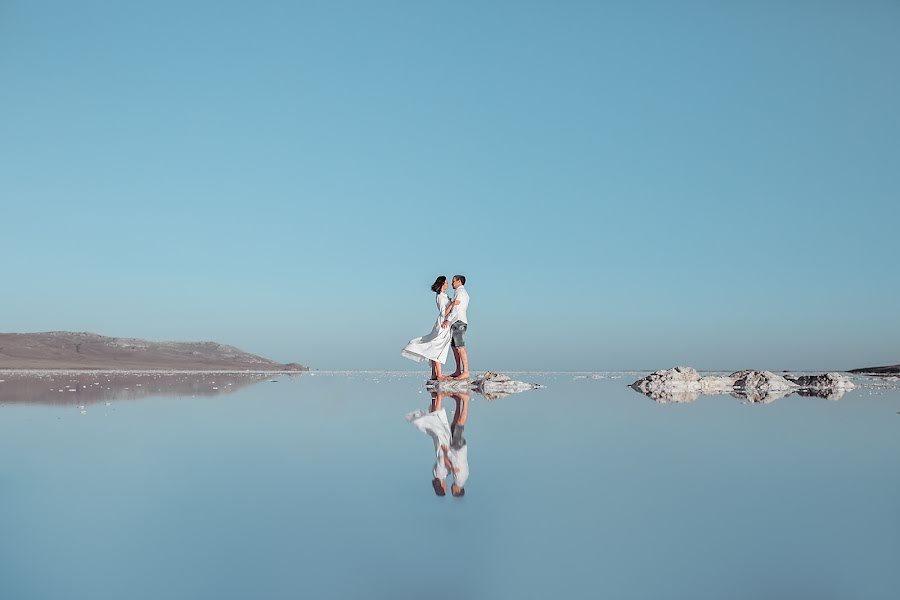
[431,276,447,293]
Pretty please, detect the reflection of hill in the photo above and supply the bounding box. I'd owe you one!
[0,371,284,406]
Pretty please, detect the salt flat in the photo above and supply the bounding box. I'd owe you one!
[1,373,899,599]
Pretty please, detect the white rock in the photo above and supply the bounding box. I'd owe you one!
[788,372,856,391]
[426,371,542,400]
[730,370,798,403]
[630,367,704,403]
[630,367,858,405]
[630,367,702,402]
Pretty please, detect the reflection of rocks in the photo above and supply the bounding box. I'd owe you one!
[630,367,857,404]
[629,367,701,403]
[0,370,280,406]
[427,372,542,400]
[786,373,855,400]
[795,388,849,401]
[731,370,798,404]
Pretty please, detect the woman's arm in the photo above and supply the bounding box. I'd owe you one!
[443,299,459,317]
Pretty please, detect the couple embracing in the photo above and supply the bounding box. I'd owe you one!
[401,275,470,381]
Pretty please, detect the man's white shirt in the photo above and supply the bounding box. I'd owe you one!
[447,285,469,325]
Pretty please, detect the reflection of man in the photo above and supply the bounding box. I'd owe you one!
[406,392,470,497]
[446,392,469,497]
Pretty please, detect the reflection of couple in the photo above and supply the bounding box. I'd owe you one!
[401,275,470,381]
[406,392,469,497]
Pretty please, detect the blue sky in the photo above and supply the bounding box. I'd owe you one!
[1,1,898,371]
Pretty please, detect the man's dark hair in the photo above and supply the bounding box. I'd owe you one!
[453,275,466,285]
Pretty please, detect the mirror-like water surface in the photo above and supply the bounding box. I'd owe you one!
[1,372,898,599]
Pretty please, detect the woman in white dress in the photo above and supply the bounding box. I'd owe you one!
[401,276,458,380]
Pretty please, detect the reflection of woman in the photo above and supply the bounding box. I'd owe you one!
[406,392,469,497]
[401,276,458,380]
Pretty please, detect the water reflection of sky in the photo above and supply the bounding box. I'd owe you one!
[1,372,898,599]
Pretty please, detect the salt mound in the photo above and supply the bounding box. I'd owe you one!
[788,372,855,391]
[427,371,542,400]
[630,367,857,404]
[730,370,798,403]
[629,367,702,403]
[788,372,856,401]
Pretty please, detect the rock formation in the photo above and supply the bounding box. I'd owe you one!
[427,372,542,400]
[730,370,798,404]
[787,372,856,401]
[630,367,856,404]
[629,367,701,403]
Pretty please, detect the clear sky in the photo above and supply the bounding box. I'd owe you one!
[1,1,898,371]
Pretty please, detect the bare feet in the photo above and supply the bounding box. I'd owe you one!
[437,375,453,381]
[452,372,470,381]
[448,371,462,378]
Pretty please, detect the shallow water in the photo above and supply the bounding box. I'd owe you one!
[1,371,899,600]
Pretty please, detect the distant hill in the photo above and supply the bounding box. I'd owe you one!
[848,364,900,375]
[0,332,307,371]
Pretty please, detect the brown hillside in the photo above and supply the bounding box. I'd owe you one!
[0,332,307,371]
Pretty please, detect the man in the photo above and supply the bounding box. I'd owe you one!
[440,275,470,381]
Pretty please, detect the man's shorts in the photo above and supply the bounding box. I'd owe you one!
[450,322,467,348]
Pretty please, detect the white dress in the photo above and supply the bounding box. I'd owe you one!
[405,408,469,487]
[401,292,453,364]
[405,408,452,479]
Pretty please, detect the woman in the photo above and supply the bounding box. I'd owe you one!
[401,276,460,380]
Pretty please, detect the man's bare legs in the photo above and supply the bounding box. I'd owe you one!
[449,347,462,378]
[452,347,469,380]
[450,393,469,430]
